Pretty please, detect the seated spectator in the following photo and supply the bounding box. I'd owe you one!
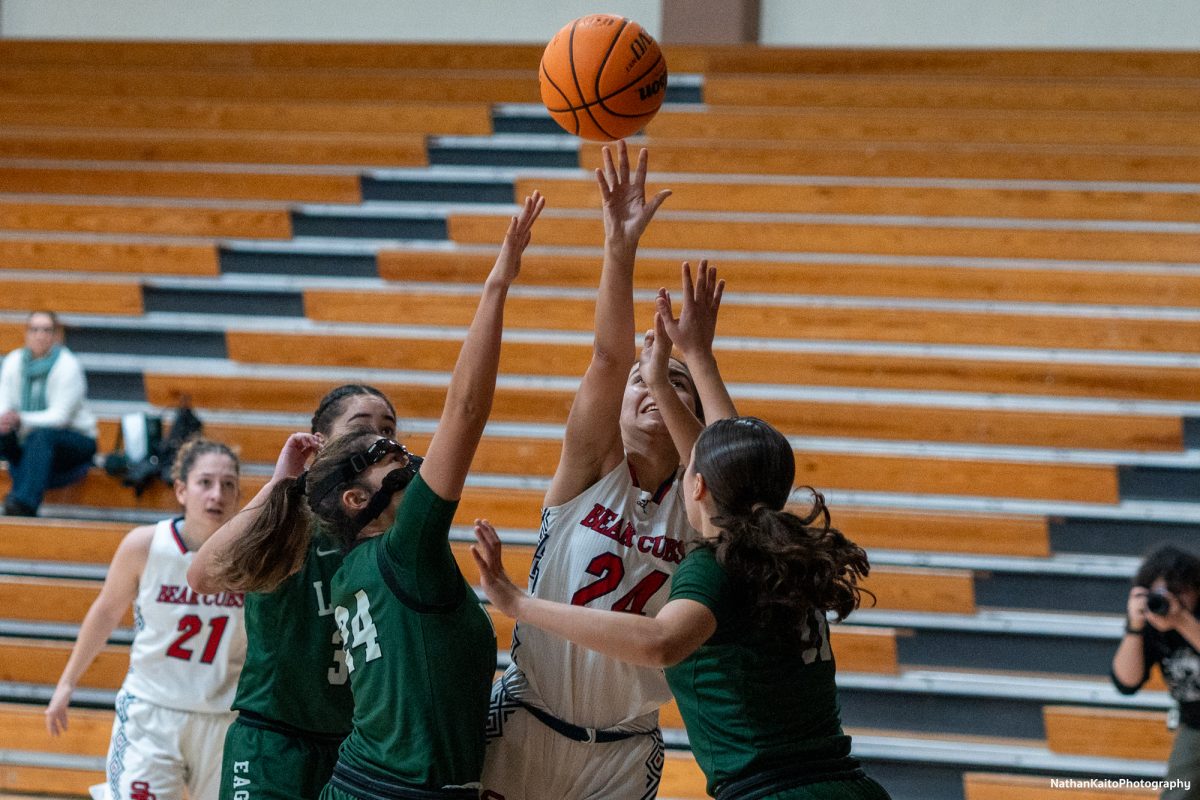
[0,311,98,516]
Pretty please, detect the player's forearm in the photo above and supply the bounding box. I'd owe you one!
[682,350,736,423]
[593,240,637,366]
[513,595,679,668]
[646,379,703,464]
[57,603,124,692]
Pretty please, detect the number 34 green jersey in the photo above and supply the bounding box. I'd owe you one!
[330,474,497,789]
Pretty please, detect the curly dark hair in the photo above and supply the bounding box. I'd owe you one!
[1134,544,1200,597]
[694,417,873,644]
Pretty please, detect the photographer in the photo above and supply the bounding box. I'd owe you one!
[1112,545,1200,800]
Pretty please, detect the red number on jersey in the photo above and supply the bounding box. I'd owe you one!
[166,614,230,663]
[571,553,670,615]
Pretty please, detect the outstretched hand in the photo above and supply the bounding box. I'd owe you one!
[492,191,546,287]
[656,260,724,359]
[637,311,675,392]
[273,433,320,483]
[596,140,671,251]
[470,520,526,619]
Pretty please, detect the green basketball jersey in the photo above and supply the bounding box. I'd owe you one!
[232,527,354,736]
[665,546,852,796]
[330,474,497,789]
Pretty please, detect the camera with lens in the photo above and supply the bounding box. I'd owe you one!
[1146,590,1173,616]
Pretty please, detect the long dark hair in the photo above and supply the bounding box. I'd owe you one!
[694,417,872,644]
[209,385,391,592]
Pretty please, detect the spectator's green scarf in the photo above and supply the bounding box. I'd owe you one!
[20,345,61,412]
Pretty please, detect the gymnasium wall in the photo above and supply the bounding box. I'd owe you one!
[1,0,1198,48]
[0,0,664,42]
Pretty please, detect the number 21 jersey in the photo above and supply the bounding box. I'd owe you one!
[508,459,696,731]
[122,517,247,713]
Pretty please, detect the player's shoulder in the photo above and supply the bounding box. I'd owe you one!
[121,523,158,549]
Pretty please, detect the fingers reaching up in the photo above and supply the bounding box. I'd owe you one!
[596,140,671,249]
[494,191,546,285]
[657,260,725,358]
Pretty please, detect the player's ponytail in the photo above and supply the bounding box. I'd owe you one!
[694,418,873,645]
[211,475,311,593]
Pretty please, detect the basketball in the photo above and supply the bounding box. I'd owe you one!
[539,14,668,141]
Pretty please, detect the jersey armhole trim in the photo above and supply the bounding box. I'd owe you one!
[375,538,465,615]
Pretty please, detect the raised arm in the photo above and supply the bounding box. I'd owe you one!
[188,432,318,594]
[472,520,714,666]
[418,192,544,501]
[659,261,737,426]
[46,526,150,735]
[545,142,671,507]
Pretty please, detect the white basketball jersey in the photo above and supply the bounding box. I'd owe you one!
[121,518,247,713]
[508,459,696,731]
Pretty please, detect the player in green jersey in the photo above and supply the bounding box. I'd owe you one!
[238,191,544,800]
[188,384,398,800]
[473,303,891,800]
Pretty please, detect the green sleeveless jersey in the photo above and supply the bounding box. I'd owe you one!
[232,526,354,736]
[330,474,497,788]
[665,546,851,796]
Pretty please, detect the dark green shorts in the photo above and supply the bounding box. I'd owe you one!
[220,716,343,800]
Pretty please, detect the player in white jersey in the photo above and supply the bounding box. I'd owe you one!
[47,438,247,800]
[480,142,736,800]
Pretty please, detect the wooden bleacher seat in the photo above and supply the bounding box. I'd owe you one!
[0,128,427,167]
[0,97,493,137]
[448,208,1200,264]
[212,330,1200,405]
[0,236,218,275]
[964,771,1158,799]
[1043,705,1173,762]
[0,279,142,316]
[642,106,1200,148]
[0,164,362,203]
[0,199,292,239]
[575,137,1200,183]
[0,66,542,104]
[0,519,126,563]
[511,175,1200,223]
[375,249,1200,308]
[702,73,1200,114]
[304,282,1200,354]
[0,40,545,72]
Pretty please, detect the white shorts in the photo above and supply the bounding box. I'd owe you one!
[480,680,664,800]
[95,691,236,800]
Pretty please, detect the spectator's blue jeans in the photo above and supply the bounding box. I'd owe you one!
[0,428,96,512]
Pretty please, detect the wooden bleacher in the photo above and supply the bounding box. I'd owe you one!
[0,38,1195,800]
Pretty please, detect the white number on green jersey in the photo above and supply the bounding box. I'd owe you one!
[333,590,381,673]
[328,628,349,685]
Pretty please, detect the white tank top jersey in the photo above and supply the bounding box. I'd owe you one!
[121,518,247,714]
[507,458,697,732]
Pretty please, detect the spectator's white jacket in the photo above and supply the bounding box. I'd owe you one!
[0,347,97,440]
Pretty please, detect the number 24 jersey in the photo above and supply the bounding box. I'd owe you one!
[508,459,697,731]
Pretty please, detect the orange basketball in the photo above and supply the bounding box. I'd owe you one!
[539,14,668,141]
